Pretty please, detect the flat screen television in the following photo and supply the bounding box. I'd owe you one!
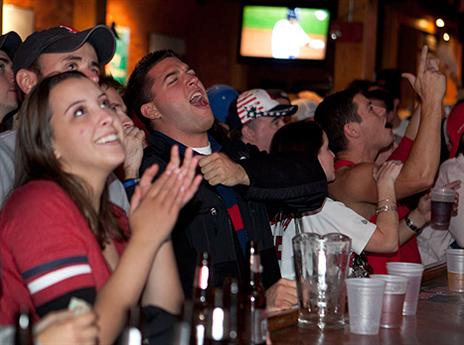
[238,2,333,63]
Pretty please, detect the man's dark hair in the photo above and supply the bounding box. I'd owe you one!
[314,88,361,154]
[124,49,179,130]
[364,88,394,113]
[100,75,125,94]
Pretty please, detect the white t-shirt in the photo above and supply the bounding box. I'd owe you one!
[271,19,310,59]
[417,154,464,266]
[192,143,212,155]
[271,197,376,279]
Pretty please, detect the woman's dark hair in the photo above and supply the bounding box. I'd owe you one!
[15,71,127,248]
[270,120,324,157]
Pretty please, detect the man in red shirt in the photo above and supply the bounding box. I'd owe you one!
[315,46,446,272]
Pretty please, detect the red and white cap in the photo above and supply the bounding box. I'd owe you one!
[236,89,297,125]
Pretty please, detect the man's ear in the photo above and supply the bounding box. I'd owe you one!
[140,102,161,120]
[344,122,360,139]
[16,69,39,94]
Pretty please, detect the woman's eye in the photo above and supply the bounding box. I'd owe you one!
[73,107,85,117]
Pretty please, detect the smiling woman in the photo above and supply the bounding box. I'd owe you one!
[0,71,202,344]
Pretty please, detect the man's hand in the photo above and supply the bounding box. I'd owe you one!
[122,126,146,179]
[402,45,446,106]
[265,278,297,311]
[198,152,250,186]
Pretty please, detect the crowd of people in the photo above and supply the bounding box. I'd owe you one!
[0,23,462,344]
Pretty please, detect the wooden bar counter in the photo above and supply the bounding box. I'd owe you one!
[270,265,464,345]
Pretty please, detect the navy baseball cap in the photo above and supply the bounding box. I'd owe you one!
[0,31,22,60]
[13,25,115,74]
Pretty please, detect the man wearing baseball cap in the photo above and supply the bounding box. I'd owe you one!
[0,25,131,213]
[0,31,21,130]
[230,88,297,152]
[14,25,114,93]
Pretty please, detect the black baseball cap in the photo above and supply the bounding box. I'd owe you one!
[0,31,22,60]
[13,25,115,74]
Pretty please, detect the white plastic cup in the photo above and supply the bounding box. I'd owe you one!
[446,249,464,292]
[346,278,386,335]
[386,262,424,315]
[370,274,408,328]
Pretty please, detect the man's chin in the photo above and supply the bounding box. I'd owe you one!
[380,137,394,151]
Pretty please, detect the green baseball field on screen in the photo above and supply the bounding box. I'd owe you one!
[242,6,329,35]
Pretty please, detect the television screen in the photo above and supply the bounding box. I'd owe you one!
[239,5,331,61]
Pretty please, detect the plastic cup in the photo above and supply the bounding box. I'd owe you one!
[370,274,408,328]
[446,249,464,292]
[431,188,456,230]
[386,262,424,315]
[346,278,386,335]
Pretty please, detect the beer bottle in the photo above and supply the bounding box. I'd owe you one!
[173,300,194,345]
[205,288,229,344]
[191,251,212,345]
[223,277,241,344]
[121,307,142,345]
[247,241,267,345]
[14,310,33,345]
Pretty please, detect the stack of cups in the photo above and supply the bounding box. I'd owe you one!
[346,278,385,335]
[446,249,464,292]
[370,274,409,328]
[386,262,424,315]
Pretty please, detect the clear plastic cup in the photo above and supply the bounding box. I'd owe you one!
[346,278,386,335]
[431,187,456,230]
[370,274,408,328]
[446,249,464,292]
[386,262,424,315]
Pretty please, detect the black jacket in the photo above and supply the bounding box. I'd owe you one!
[140,130,327,297]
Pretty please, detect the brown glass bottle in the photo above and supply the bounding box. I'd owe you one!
[191,251,213,345]
[14,310,33,345]
[246,241,267,345]
[205,288,229,344]
[223,277,242,344]
[173,300,194,345]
